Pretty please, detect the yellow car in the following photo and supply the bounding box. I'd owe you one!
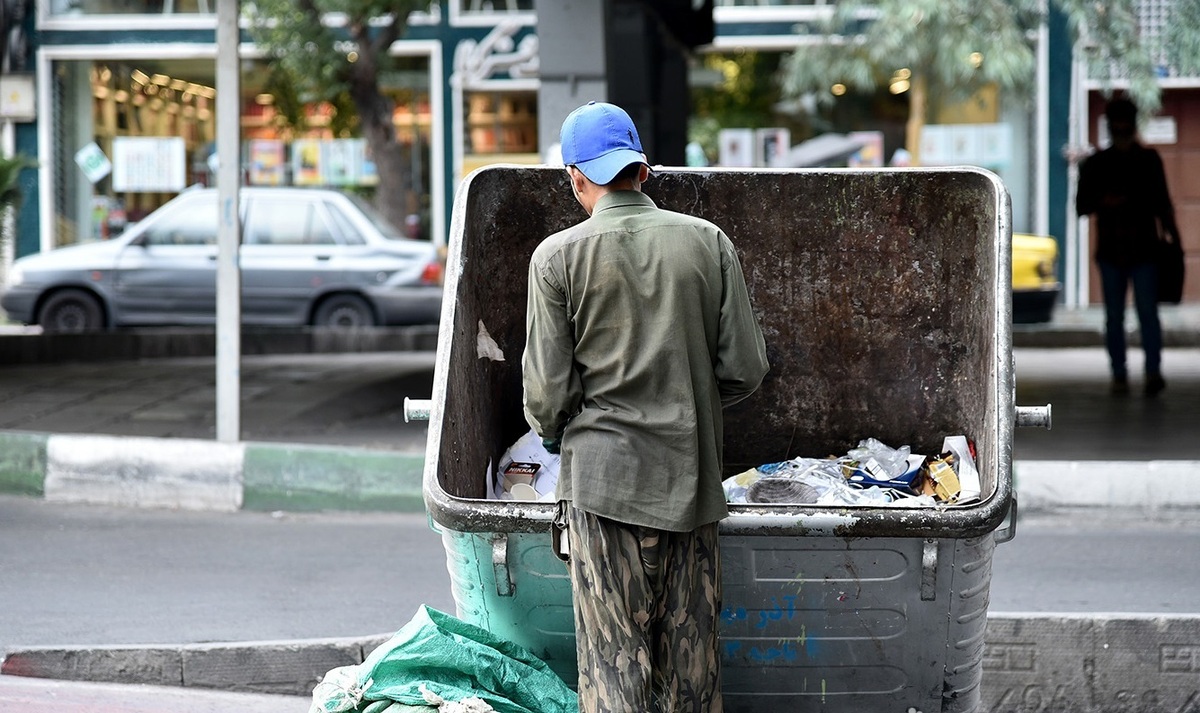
[1012,233,1061,324]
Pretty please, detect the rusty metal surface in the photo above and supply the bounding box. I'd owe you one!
[425,166,1012,538]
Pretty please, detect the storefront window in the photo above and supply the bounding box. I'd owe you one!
[462,90,538,175]
[50,56,434,248]
[455,0,534,14]
[48,0,214,15]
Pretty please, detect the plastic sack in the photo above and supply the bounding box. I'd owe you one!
[846,438,911,479]
[490,428,560,502]
[941,435,982,503]
[309,605,578,713]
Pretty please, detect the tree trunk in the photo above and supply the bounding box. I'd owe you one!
[360,111,411,233]
[347,64,411,233]
[905,73,928,167]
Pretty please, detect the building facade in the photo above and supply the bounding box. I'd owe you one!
[7,0,1197,303]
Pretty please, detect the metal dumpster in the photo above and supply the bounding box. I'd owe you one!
[422,165,1019,713]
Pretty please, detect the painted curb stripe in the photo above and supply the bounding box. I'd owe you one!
[3,432,1198,513]
[242,443,425,513]
[45,435,244,512]
[0,432,48,497]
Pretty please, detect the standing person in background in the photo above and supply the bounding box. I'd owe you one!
[522,101,769,712]
[1076,96,1181,397]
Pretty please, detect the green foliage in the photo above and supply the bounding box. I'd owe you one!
[1056,0,1160,112]
[1166,0,1200,76]
[244,0,424,134]
[693,51,782,123]
[780,0,1039,109]
[780,0,1178,116]
[0,154,36,213]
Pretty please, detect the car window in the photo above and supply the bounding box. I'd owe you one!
[344,193,404,241]
[245,199,338,246]
[326,204,367,246]
[142,197,218,246]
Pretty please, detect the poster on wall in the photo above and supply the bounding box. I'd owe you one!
[112,137,186,192]
[755,128,791,167]
[325,140,358,186]
[249,140,286,185]
[920,124,1011,169]
[293,139,324,186]
[847,131,885,167]
[290,139,379,187]
[358,140,379,186]
[718,129,755,168]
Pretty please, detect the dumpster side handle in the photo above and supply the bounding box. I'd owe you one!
[1015,404,1051,429]
[404,398,433,423]
[492,534,515,597]
[920,539,938,601]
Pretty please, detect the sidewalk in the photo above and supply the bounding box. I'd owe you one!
[1012,302,1200,347]
[0,674,309,712]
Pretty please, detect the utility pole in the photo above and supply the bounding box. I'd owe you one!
[215,0,242,443]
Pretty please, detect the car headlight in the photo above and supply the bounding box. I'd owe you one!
[5,266,22,288]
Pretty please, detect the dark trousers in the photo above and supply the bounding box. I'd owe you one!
[1098,260,1162,378]
[566,505,723,713]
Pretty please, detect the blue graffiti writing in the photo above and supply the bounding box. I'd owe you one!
[721,606,748,624]
[722,640,799,663]
[754,595,798,629]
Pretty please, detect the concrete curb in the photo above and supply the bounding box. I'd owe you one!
[3,430,1198,513]
[0,634,392,697]
[1014,460,1200,511]
[0,431,427,513]
[4,615,1200,708]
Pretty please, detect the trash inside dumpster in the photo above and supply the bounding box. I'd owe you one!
[423,166,1016,713]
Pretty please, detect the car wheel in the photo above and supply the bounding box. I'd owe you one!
[313,294,376,328]
[38,289,105,333]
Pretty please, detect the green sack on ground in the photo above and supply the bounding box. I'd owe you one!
[310,605,577,713]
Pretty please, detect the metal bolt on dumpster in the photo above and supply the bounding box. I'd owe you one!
[418,166,1042,713]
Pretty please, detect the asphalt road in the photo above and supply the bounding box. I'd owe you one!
[2,496,1198,654]
[0,496,454,651]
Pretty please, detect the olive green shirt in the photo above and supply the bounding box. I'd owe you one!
[522,190,769,531]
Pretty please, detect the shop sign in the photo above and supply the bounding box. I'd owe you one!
[0,74,35,122]
[112,137,186,192]
[74,142,112,184]
[1143,117,1177,145]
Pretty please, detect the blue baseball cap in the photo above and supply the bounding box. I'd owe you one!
[559,101,650,185]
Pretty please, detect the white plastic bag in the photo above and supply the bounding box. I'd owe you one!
[941,435,981,503]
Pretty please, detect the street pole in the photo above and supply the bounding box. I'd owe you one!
[1034,3,1049,238]
[215,0,241,443]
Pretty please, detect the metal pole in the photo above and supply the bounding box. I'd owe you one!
[1,120,13,284]
[1034,5,1049,238]
[215,0,241,443]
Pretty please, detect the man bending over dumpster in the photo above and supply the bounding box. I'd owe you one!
[522,101,770,713]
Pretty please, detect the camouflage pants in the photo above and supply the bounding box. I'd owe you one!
[566,505,723,713]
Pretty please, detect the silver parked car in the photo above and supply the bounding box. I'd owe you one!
[1,187,443,332]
